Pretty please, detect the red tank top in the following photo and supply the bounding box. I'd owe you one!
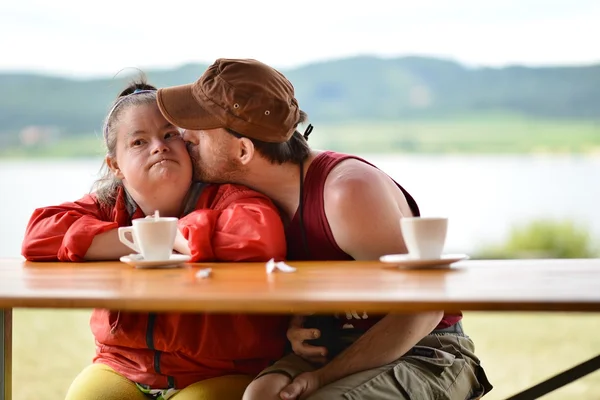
[286,151,461,333]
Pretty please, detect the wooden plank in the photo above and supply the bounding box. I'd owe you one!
[0,258,599,313]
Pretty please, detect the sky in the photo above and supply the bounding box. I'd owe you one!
[1,0,599,78]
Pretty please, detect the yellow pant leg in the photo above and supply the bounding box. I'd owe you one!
[65,363,146,400]
[173,375,253,400]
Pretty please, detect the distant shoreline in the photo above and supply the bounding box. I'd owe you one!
[3,146,599,160]
[3,117,600,159]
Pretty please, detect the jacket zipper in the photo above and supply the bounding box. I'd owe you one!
[132,183,206,389]
[146,313,175,388]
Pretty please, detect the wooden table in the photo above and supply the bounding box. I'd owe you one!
[1,257,600,400]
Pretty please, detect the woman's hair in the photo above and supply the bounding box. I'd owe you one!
[91,76,158,207]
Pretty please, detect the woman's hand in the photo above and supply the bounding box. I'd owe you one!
[172,228,191,256]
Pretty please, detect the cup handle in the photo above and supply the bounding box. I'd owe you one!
[118,227,140,253]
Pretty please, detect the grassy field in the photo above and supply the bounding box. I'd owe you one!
[10,309,600,399]
[2,116,600,159]
[311,116,600,155]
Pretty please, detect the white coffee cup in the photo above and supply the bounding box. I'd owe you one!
[118,217,178,261]
[400,217,448,259]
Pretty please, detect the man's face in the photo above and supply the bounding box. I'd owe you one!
[183,128,241,183]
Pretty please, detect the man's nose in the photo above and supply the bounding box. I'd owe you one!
[182,129,198,144]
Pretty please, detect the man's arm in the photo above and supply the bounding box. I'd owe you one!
[319,160,443,383]
[282,160,444,397]
[313,312,443,387]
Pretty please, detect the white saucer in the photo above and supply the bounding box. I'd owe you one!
[379,253,469,269]
[119,253,191,269]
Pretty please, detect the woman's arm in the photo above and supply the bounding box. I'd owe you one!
[22,194,128,261]
[177,184,286,262]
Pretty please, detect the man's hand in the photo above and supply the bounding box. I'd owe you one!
[279,371,322,400]
[287,315,328,364]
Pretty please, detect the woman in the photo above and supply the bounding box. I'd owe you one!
[22,79,289,400]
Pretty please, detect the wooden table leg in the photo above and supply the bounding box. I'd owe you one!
[0,309,11,400]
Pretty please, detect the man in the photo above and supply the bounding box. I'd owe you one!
[156,58,492,399]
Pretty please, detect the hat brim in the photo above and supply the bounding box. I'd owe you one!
[157,84,223,131]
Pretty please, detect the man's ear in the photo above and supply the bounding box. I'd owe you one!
[238,137,255,166]
[106,155,124,180]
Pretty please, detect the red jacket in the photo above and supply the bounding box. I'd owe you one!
[22,183,289,388]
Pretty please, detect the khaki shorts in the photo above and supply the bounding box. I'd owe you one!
[256,329,493,399]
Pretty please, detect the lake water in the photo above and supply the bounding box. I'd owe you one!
[1,154,599,258]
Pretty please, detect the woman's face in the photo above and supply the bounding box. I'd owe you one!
[107,102,192,199]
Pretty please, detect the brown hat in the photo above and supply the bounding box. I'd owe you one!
[157,58,300,143]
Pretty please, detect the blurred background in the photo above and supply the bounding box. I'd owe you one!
[1,0,599,398]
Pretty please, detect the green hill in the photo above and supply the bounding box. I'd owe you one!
[2,56,600,134]
[1,56,600,155]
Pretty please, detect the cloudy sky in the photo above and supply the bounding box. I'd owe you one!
[1,0,598,77]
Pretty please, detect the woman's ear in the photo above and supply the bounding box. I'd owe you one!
[238,137,255,166]
[106,155,124,179]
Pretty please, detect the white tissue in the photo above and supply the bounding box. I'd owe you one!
[266,258,297,274]
[195,268,212,279]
